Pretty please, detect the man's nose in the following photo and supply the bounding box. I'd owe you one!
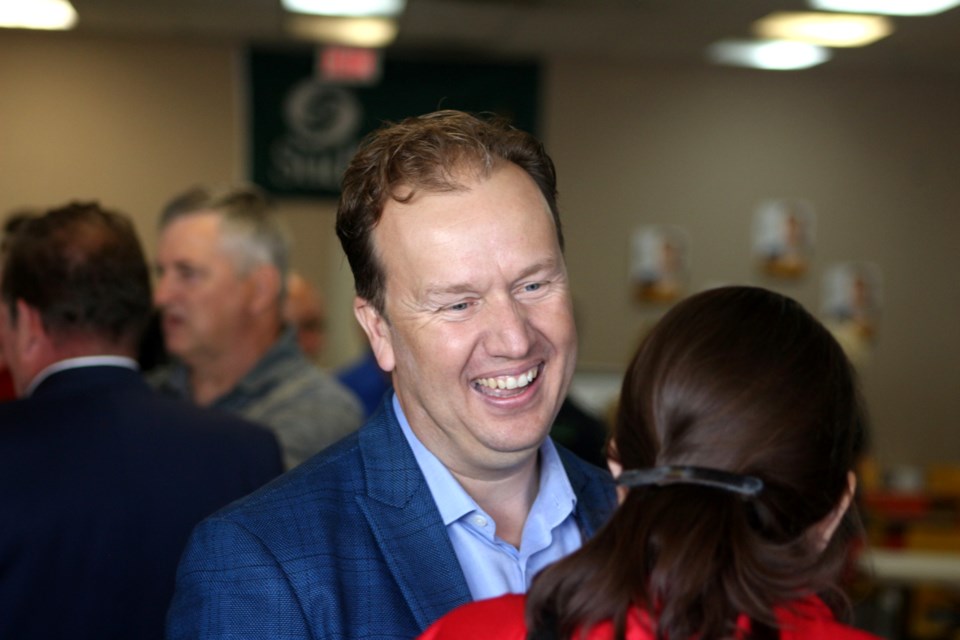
[153,272,172,308]
[483,298,534,359]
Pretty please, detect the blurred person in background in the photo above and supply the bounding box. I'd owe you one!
[335,334,393,419]
[0,202,283,640]
[283,270,395,421]
[283,270,328,362]
[150,184,362,469]
[421,286,878,640]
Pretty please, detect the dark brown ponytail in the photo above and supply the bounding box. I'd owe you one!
[526,286,865,640]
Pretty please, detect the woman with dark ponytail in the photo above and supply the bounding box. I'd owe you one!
[419,286,880,640]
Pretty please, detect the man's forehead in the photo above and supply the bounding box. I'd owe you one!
[160,214,227,252]
[162,210,222,236]
[382,155,517,217]
[420,256,561,291]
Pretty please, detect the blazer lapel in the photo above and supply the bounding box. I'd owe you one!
[354,402,472,631]
[557,447,618,538]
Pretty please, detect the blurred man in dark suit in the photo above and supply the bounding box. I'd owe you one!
[0,202,283,640]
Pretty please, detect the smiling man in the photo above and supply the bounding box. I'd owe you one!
[166,111,617,640]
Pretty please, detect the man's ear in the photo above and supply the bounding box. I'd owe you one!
[7,299,51,395]
[353,297,395,373]
[249,265,283,315]
[14,299,46,354]
[811,470,857,552]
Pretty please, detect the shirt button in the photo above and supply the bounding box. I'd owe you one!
[470,514,488,528]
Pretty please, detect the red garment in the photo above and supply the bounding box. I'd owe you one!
[419,592,881,640]
[0,369,15,402]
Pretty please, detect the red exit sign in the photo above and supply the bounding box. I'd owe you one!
[317,46,382,85]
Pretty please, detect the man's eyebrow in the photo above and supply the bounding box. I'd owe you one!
[421,260,562,298]
[422,283,476,299]
[516,259,561,281]
[157,259,205,274]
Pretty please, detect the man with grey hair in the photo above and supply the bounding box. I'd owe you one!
[150,184,362,469]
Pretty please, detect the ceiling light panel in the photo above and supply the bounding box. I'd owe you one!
[707,39,833,70]
[0,0,77,30]
[754,12,893,47]
[809,0,960,16]
[282,0,406,18]
[285,16,399,47]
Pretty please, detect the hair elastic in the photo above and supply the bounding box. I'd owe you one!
[617,465,764,497]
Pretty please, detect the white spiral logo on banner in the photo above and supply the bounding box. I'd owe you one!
[283,81,362,150]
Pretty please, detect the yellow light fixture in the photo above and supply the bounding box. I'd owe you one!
[754,11,893,47]
[285,16,399,48]
[0,0,77,30]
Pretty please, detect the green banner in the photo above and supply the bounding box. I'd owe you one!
[247,47,541,197]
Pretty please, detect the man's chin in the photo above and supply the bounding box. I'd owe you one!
[484,419,553,454]
[161,340,191,362]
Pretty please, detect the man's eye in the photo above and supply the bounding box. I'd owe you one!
[177,266,201,281]
[447,302,469,312]
[524,282,543,292]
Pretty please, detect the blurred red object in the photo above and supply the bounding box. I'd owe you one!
[0,369,15,402]
[864,491,932,520]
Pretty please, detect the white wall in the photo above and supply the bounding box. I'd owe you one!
[545,59,960,468]
[2,31,957,467]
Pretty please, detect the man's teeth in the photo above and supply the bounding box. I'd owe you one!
[477,366,539,391]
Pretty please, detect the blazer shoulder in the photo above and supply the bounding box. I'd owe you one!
[554,441,617,536]
[555,441,615,488]
[212,427,366,523]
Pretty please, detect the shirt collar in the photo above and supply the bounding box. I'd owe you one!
[160,326,300,402]
[230,326,300,395]
[25,356,138,397]
[393,394,577,527]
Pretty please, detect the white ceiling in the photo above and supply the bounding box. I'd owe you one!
[67,0,960,73]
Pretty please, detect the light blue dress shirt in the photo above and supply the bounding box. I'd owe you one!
[394,394,582,600]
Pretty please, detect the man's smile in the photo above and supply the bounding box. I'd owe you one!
[472,364,541,397]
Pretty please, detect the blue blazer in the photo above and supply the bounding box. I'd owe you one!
[0,366,284,640]
[167,397,617,639]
